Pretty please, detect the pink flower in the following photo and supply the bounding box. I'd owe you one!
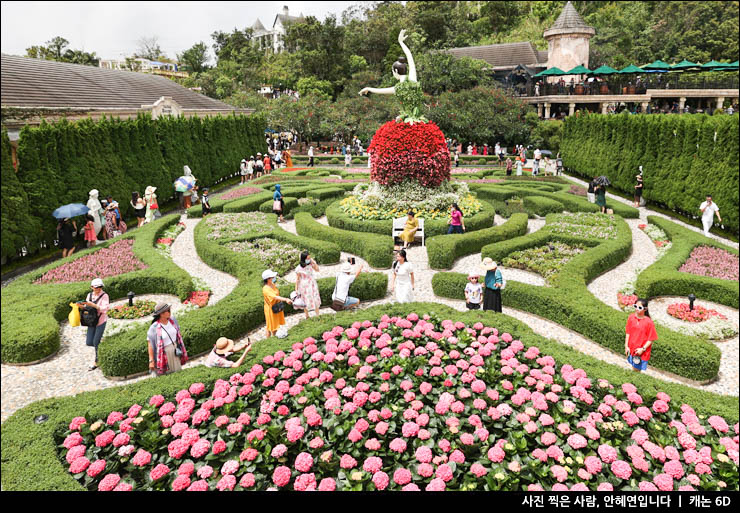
[598,444,618,464]
[98,473,121,491]
[416,446,433,463]
[393,468,412,485]
[172,475,191,491]
[221,460,239,476]
[150,464,170,481]
[541,432,557,446]
[95,430,115,448]
[69,457,91,474]
[567,434,587,450]
[425,478,446,491]
[653,473,674,491]
[272,466,292,487]
[295,452,313,473]
[318,478,336,491]
[196,465,213,479]
[69,416,87,431]
[87,459,106,477]
[187,480,209,491]
[585,456,602,474]
[436,463,453,482]
[363,456,383,474]
[418,463,434,477]
[488,446,505,463]
[389,438,407,453]
[611,460,632,480]
[271,444,287,458]
[216,474,237,491]
[372,471,390,490]
[340,454,358,469]
[551,465,568,482]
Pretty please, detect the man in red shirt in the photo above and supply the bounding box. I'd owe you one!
[624,299,658,372]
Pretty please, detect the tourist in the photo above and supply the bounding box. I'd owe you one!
[699,194,722,236]
[308,145,315,167]
[345,151,352,168]
[284,148,293,168]
[144,186,159,224]
[262,269,293,338]
[494,142,501,159]
[624,298,657,373]
[275,149,283,168]
[103,202,121,238]
[273,183,285,223]
[204,337,251,368]
[391,249,415,303]
[532,158,540,176]
[464,272,483,310]
[506,157,513,176]
[515,157,523,176]
[483,143,488,156]
[79,278,109,371]
[295,251,321,319]
[595,183,607,213]
[587,178,597,203]
[131,191,146,227]
[472,144,478,156]
[247,156,255,180]
[190,185,200,205]
[447,203,465,234]
[332,261,363,309]
[556,153,563,175]
[57,217,77,258]
[263,153,272,174]
[481,258,503,313]
[454,150,459,168]
[84,214,97,247]
[399,210,419,249]
[467,143,473,155]
[240,159,248,184]
[254,153,264,178]
[182,166,197,209]
[105,196,123,231]
[534,82,540,96]
[147,303,189,375]
[633,171,643,207]
[201,188,212,216]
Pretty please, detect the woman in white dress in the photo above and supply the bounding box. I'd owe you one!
[295,251,321,318]
[391,249,415,303]
[144,186,159,224]
[515,157,523,176]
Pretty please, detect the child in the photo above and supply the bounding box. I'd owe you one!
[464,272,483,309]
[201,188,211,216]
[106,196,122,229]
[84,214,97,247]
[345,151,352,168]
[454,150,459,168]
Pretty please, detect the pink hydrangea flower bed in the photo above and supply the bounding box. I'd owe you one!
[216,187,264,201]
[679,246,739,281]
[34,239,147,285]
[58,315,739,491]
[667,303,727,323]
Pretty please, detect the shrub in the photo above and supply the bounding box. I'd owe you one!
[522,196,564,216]
[294,212,394,269]
[306,187,346,201]
[368,120,450,187]
[427,213,528,269]
[636,216,739,308]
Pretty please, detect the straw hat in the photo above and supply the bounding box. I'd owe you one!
[480,257,498,272]
[214,337,234,355]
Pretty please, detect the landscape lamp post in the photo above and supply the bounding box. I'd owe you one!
[127,291,135,306]
[688,293,696,311]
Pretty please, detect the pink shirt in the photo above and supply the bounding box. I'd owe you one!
[89,290,109,326]
[450,210,463,226]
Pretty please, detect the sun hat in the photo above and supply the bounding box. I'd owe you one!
[341,262,353,273]
[262,269,278,281]
[214,337,235,355]
[153,302,171,317]
[91,278,104,288]
[481,257,498,272]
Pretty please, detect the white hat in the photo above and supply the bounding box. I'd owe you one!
[481,258,497,272]
[341,262,353,273]
[91,278,104,288]
[261,269,278,280]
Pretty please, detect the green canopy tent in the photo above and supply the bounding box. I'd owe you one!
[700,60,725,70]
[670,59,700,71]
[562,65,592,75]
[712,60,739,72]
[534,67,565,77]
[589,65,619,75]
[642,59,671,71]
[617,64,644,74]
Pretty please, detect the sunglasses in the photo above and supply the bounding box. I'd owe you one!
[635,305,645,310]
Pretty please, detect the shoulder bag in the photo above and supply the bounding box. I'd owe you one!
[271,301,285,314]
[331,279,346,312]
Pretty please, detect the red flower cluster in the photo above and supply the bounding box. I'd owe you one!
[667,303,727,323]
[157,238,174,246]
[368,121,450,187]
[617,293,638,309]
[184,291,210,308]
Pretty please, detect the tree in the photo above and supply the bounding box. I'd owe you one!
[417,52,493,95]
[178,42,209,72]
[25,36,98,67]
[136,36,164,60]
[46,36,70,60]
[295,77,333,100]
[62,49,99,66]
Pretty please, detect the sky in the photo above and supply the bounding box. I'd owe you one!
[1,1,360,63]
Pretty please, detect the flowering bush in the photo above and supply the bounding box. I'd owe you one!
[679,246,739,282]
[617,293,638,311]
[368,121,450,188]
[639,224,673,258]
[567,185,587,197]
[155,223,186,259]
[502,242,586,283]
[546,213,617,240]
[108,300,157,320]
[57,315,739,491]
[216,187,264,202]
[225,238,300,275]
[667,303,727,323]
[34,239,148,284]
[342,181,481,221]
[205,213,272,240]
[183,291,211,308]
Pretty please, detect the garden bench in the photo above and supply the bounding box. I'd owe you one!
[392,216,425,246]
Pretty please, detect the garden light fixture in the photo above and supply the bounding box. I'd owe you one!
[688,293,696,311]
[127,291,135,306]
[34,414,49,424]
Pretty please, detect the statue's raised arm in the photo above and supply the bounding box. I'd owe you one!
[359,29,418,97]
[398,29,417,83]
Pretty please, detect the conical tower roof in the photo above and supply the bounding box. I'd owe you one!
[544,1,595,39]
[252,18,266,31]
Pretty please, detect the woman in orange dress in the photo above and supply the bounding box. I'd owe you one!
[263,154,272,174]
[284,149,293,168]
[261,269,292,337]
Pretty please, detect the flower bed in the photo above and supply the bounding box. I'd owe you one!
[342,181,481,221]
[225,237,300,275]
[155,223,186,259]
[638,224,672,257]
[502,242,586,283]
[666,303,727,323]
[183,291,211,308]
[546,213,617,240]
[567,185,587,197]
[216,187,264,202]
[204,213,272,240]
[108,300,157,320]
[617,293,638,311]
[34,239,148,285]
[671,316,739,341]
[679,246,739,282]
[56,314,739,491]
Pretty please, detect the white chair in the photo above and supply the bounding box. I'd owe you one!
[392,217,425,246]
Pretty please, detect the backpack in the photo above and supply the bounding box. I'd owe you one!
[80,292,107,327]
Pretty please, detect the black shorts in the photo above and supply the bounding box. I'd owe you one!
[466,302,481,310]
[635,188,642,197]
[135,208,145,219]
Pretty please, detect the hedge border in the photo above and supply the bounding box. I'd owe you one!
[2,302,736,491]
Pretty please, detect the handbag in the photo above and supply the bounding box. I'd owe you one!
[272,199,282,211]
[68,303,81,327]
[150,202,159,210]
[331,280,346,312]
[272,301,285,314]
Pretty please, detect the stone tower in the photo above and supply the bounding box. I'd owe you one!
[543,1,595,72]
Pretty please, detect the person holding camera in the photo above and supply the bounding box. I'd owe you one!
[147,303,189,376]
[79,278,109,371]
[262,269,293,338]
[332,260,363,309]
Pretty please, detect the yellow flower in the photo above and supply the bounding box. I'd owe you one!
[494,472,505,480]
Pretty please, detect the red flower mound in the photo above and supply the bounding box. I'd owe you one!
[368,121,450,187]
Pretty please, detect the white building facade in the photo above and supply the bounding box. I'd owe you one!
[252,5,304,53]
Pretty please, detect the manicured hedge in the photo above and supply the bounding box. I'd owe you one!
[437,216,723,382]
[0,215,193,364]
[324,199,496,238]
[12,114,265,252]
[294,212,394,269]
[427,213,529,269]
[636,215,740,308]
[562,113,739,234]
[2,302,736,491]
[2,130,40,260]
[306,187,346,201]
[523,195,564,216]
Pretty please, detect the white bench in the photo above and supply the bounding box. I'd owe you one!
[393,217,425,246]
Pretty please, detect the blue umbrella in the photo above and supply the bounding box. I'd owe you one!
[174,176,195,192]
[52,203,89,219]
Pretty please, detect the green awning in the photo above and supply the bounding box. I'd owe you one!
[711,60,738,71]
[534,67,565,77]
[563,65,592,75]
[590,65,619,75]
[643,60,671,71]
[701,60,725,69]
[617,64,644,74]
[670,59,700,71]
